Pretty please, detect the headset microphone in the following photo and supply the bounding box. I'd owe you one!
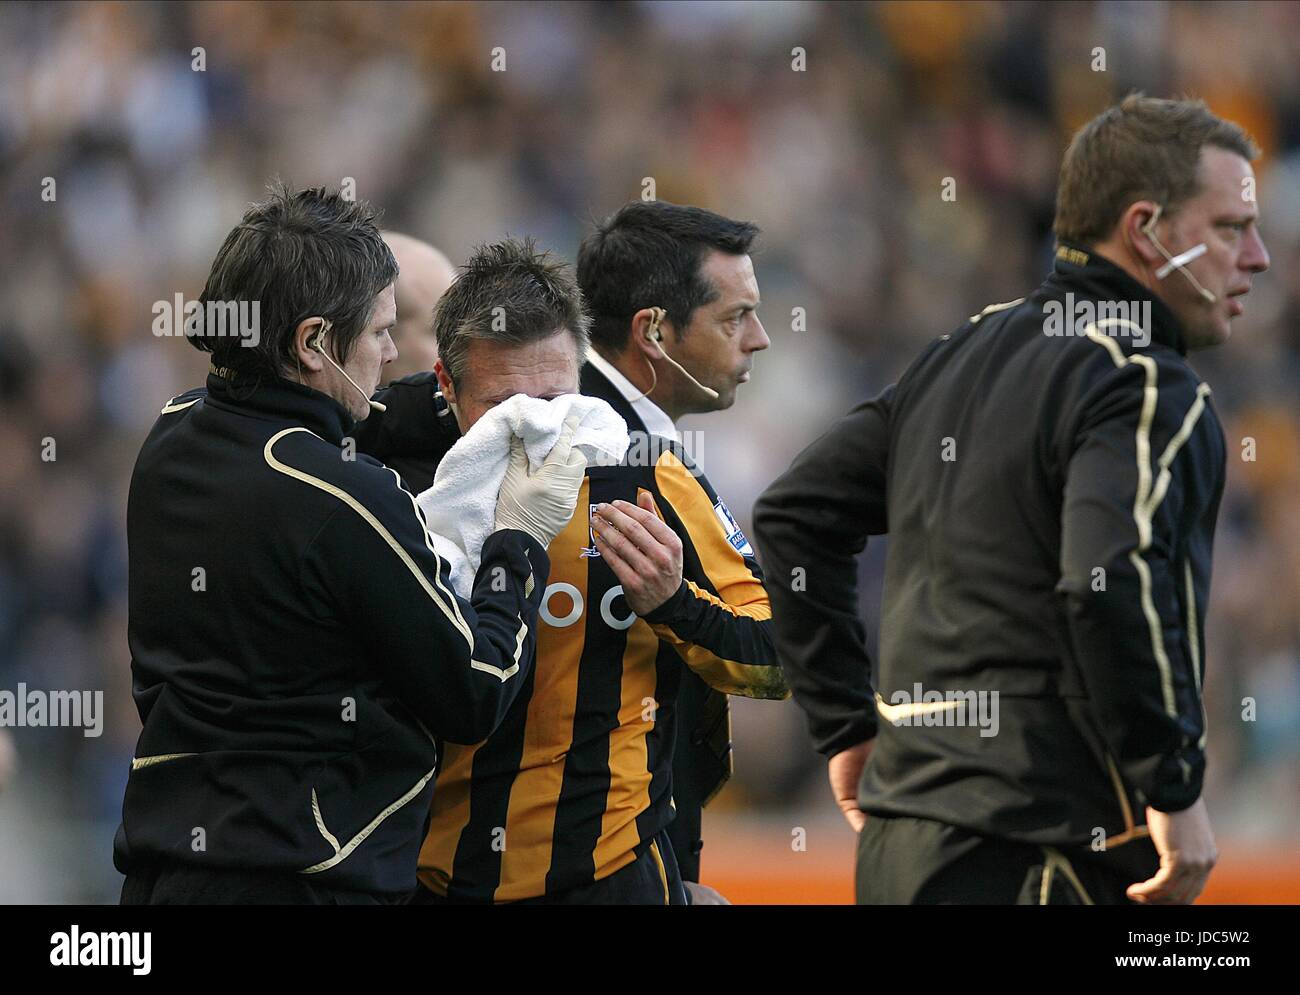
[1142,206,1217,304]
[311,320,386,414]
[632,307,719,403]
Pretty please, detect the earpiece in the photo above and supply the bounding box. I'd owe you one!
[310,319,387,413]
[646,307,665,343]
[1141,205,1217,304]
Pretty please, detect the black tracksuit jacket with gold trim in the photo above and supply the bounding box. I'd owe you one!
[754,246,1224,872]
[114,372,549,897]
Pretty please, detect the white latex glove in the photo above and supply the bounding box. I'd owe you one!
[495,414,588,548]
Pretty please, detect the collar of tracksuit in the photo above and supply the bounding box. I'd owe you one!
[1049,241,1188,356]
[206,366,356,445]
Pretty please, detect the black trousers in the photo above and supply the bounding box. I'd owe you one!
[856,815,1137,905]
[412,830,688,905]
[120,862,402,905]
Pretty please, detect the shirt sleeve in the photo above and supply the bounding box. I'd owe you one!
[352,372,460,466]
[640,446,787,701]
[1057,358,1221,813]
[752,386,894,756]
[301,459,550,745]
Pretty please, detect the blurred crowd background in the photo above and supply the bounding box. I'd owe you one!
[1,1,1297,902]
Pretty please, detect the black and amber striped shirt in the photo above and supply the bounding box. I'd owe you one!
[418,436,788,902]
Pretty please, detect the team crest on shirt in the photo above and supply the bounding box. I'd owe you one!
[580,504,600,558]
[713,500,753,556]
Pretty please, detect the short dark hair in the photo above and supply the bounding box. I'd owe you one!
[187,181,398,378]
[1054,94,1259,247]
[434,236,589,387]
[576,201,759,353]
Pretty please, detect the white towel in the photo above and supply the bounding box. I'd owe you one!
[416,393,630,596]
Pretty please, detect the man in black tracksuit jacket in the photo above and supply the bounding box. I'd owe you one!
[756,250,1211,904]
[116,369,552,903]
[755,97,1270,904]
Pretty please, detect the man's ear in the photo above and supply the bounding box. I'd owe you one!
[631,307,668,360]
[293,318,327,373]
[1120,200,1166,268]
[434,359,456,405]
